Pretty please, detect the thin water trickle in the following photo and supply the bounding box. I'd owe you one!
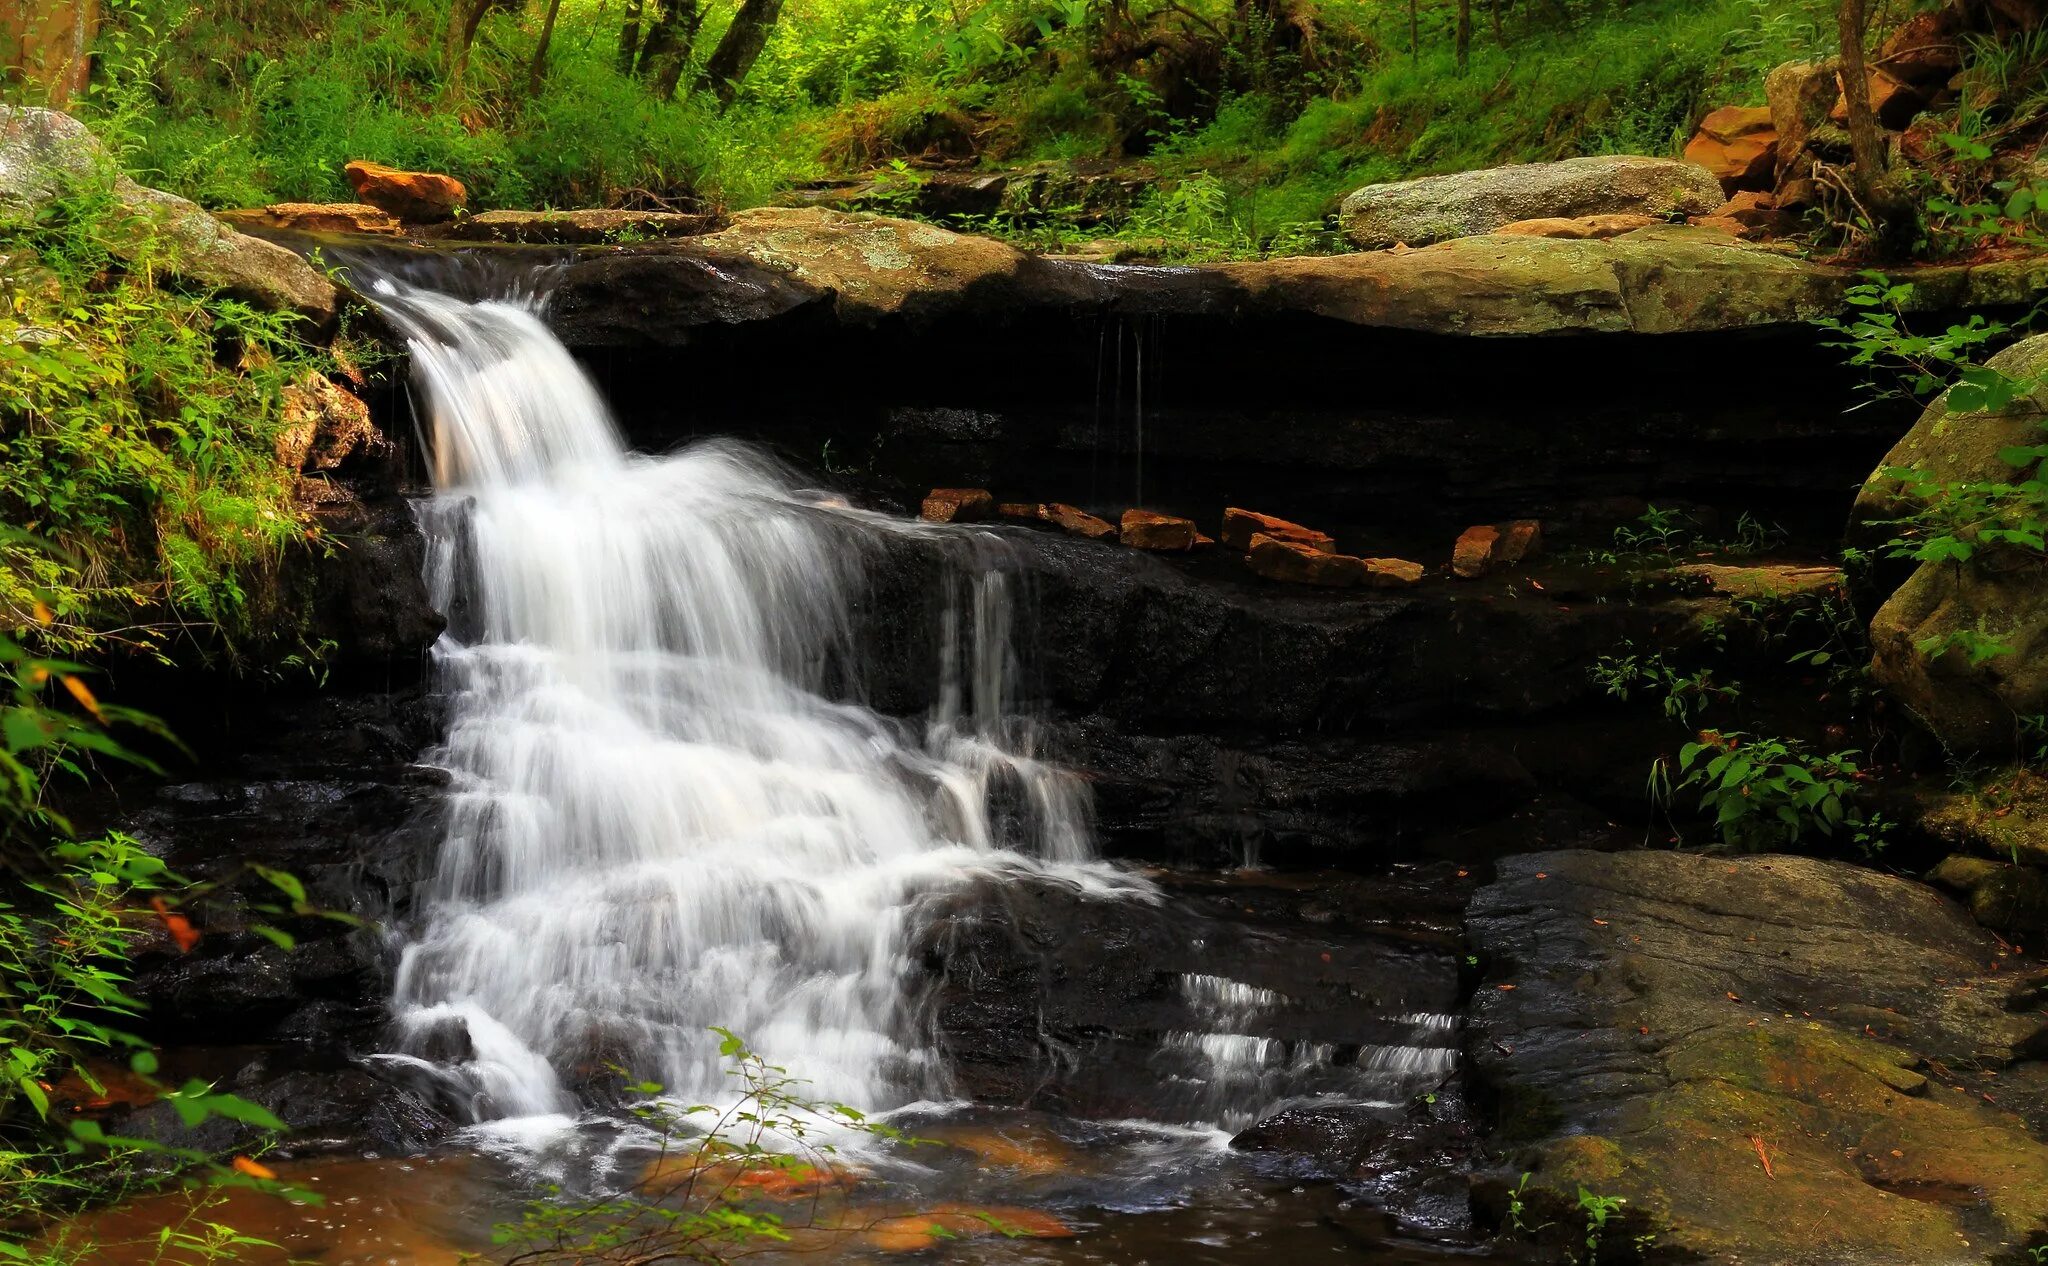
[367,276,1115,1127]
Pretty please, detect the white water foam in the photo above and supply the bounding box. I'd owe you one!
[371,278,1131,1129]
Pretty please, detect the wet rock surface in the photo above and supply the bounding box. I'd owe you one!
[92,688,451,1157]
[1468,849,2048,1265]
[917,867,1468,1118]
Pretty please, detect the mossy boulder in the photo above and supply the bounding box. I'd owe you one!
[1856,334,2048,755]
[1919,770,2048,869]
[0,106,338,325]
[1927,853,2048,937]
[1338,156,1727,250]
[1868,558,2048,754]
[1468,850,2048,1265]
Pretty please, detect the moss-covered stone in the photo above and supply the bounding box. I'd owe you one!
[1921,774,2048,869]
[1470,850,2048,1265]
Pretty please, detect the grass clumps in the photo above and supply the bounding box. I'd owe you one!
[0,127,326,660]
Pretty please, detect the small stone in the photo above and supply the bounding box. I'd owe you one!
[1221,507,1335,553]
[996,502,1043,521]
[1452,525,1501,579]
[342,159,467,223]
[1246,533,1368,587]
[921,488,993,523]
[1042,502,1117,541]
[1498,519,1544,565]
[1363,558,1426,587]
[1120,508,1197,551]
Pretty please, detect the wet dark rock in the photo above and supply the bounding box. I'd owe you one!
[916,869,1465,1120]
[107,690,443,1056]
[119,1062,453,1159]
[1231,1102,1398,1171]
[546,247,830,345]
[1467,849,2048,1264]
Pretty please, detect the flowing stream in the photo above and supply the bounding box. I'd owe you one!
[368,275,1108,1129]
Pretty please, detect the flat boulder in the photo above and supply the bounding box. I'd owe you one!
[1339,155,1724,250]
[342,159,466,223]
[1492,213,1658,240]
[217,202,401,236]
[0,107,338,325]
[432,208,719,244]
[1470,850,2048,1265]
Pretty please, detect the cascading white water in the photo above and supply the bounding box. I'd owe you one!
[370,276,1105,1125]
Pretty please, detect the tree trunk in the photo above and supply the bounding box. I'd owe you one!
[443,0,494,98]
[1456,0,1472,66]
[528,0,564,95]
[696,0,785,106]
[636,0,702,97]
[1489,0,1503,44]
[617,0,644,73]
[1408,0,1419,61]
[1837,0,1917,252]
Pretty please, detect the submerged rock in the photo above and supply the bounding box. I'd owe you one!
[1338,156,1724,250]
[1468,850,2048,1265]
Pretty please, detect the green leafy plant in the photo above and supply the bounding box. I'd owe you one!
[1575,1186,1626,1263]
[1916,623,2017,668]
[1673,731,1871,852]
[489,1029,939,1263]
[1610,505,1698,556]
[1591,644,1740,724]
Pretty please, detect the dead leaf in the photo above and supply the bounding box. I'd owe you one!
[148,897,201,953]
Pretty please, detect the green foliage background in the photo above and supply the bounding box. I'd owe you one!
[92,0,1836,241]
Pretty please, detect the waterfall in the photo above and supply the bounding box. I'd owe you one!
[368,276,1106,1126]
